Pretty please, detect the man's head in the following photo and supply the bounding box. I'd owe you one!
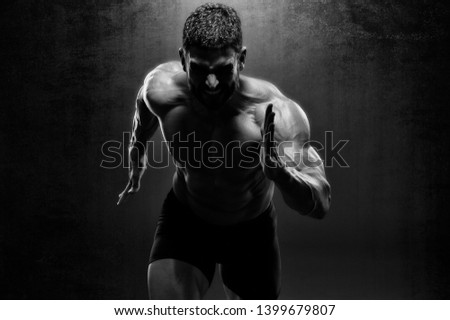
[179,3,246,108]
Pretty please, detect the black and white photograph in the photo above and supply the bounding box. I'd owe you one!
[1,0,449,303]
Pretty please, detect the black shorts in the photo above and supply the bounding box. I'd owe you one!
[149,189,281,299]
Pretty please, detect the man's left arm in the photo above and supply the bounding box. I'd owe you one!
[262,102,331,219]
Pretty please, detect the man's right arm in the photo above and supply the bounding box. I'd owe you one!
[117,86,159,205]
[130,86,159,171]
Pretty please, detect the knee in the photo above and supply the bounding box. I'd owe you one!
[147,262,184,299]
[147,259,209,299]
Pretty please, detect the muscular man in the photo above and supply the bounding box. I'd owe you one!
[117,3,331,299]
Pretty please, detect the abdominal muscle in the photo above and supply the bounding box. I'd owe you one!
[172,166,274,226]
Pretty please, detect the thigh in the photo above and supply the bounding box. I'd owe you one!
[220,211,282,299]
[148,189,216,296]
[220,238,281,299]
[148,259,210,299]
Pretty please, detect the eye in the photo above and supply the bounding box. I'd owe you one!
[216,64,234,76]
[189,63,207,75]
[189,64,201,73]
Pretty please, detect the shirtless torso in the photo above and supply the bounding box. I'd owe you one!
[144,61,283,225]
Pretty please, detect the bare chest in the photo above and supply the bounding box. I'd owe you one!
[160,105,262,170]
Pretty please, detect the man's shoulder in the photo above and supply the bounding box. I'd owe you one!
[241,76,303,113]
[242,76,307,123]
[240,75,285,101]
[142,61,187,107]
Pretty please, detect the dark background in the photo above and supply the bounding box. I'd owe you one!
[1,0,449,299]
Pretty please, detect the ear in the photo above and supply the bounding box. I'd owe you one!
[179,47,186,72]
[238,47,247,71]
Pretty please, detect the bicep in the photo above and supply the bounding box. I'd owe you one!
[272,99,310,142]
[275,100,324,172]
[280,141,324,174]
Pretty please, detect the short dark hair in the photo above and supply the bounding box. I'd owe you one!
[182,3,242,52]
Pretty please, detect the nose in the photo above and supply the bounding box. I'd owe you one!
[205,74,219,89]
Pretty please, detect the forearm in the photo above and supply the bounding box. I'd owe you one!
[261,99,330,217]
[273,166,331,219]
[129,141,147,171]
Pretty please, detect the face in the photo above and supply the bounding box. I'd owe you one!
[180,45,246,109]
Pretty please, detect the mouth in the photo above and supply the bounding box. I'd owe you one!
[203,88,222,96]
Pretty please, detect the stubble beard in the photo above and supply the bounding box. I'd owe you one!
[189,70,241,110]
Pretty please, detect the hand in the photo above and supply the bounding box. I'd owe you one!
[261,104,285,180]
[117,167,145,205]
